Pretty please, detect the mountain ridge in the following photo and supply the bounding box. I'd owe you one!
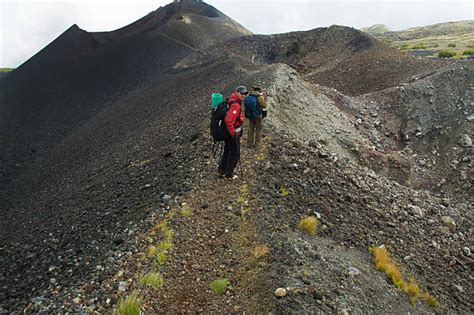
[0,1,472,313]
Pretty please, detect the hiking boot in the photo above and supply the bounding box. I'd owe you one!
[217,168,225,177]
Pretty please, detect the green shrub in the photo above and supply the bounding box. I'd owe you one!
[116,292,141,315]
[0,68,12,73]
[438,50,456,58]
[447,43,456,48]
[210,278,230,294]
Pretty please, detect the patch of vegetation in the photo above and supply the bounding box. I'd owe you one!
[447,43,456,47]
[462,48,474,56]
[298,216,318,236]
[399,43,409,50]
[422,292,439,307]
[147,245,157,257]
[180,203,191,218]
[404,279,420,300]
[157,252,167,265]
[139,272,164,289]
[0,68,12,73]
[210,278,230,294]
[369,246,438,306]
[279,186,289,197]
[157,240,172,251]
[411,43,427,49]
[438,50,456,58]
[252,244,270,259]
[116,292,141,315]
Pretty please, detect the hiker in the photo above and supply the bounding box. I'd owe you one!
[217,86,247,179]
[244,86,267,148]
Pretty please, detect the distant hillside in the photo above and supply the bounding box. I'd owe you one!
[362,20,474,59]
[360,24,390,35]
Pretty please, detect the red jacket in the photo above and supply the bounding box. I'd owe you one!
[225,92,244,137]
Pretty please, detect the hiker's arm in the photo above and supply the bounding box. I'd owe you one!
[258,95,267,109]
[225,103,239,137]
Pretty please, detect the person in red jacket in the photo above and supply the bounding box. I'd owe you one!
[218,86,247,179]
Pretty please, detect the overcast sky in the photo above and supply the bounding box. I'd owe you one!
[0,0,472,68]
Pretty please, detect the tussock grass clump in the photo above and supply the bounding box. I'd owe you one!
[371,246,403,286]
[298,216,318,236]
[210,278,230,294]
[369,246,438,306]
[252,245,270,259]
[157,252,167,265]
[116,292,141,315]
[139,272,164,289]
[422,292,439,307]
[404,279,420,300]
[158,241,172,252]
[181,203,191,218]
[147,245,157,257]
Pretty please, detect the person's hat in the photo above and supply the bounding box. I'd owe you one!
[236,86,248,94]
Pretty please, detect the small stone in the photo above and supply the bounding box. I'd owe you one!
[348,267,361,276]
[73,297,81,304]
[50,278,57,284]
[441,216,456,231]
[118,281,127,292]
[407,204,423,217]
[418,159,426,166]
[454,285,464,293]
[303,168,311,174]
[106,298,111,305]
[463,247,471,256]
[458,134,472,148]
[274,288,287,298]
[162,194,173,203]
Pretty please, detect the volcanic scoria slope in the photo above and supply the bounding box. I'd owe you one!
[0,0,472,313]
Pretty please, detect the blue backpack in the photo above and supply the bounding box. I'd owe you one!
[244,95,261,120]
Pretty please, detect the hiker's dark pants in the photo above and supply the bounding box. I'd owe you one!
[219,136,240,176]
